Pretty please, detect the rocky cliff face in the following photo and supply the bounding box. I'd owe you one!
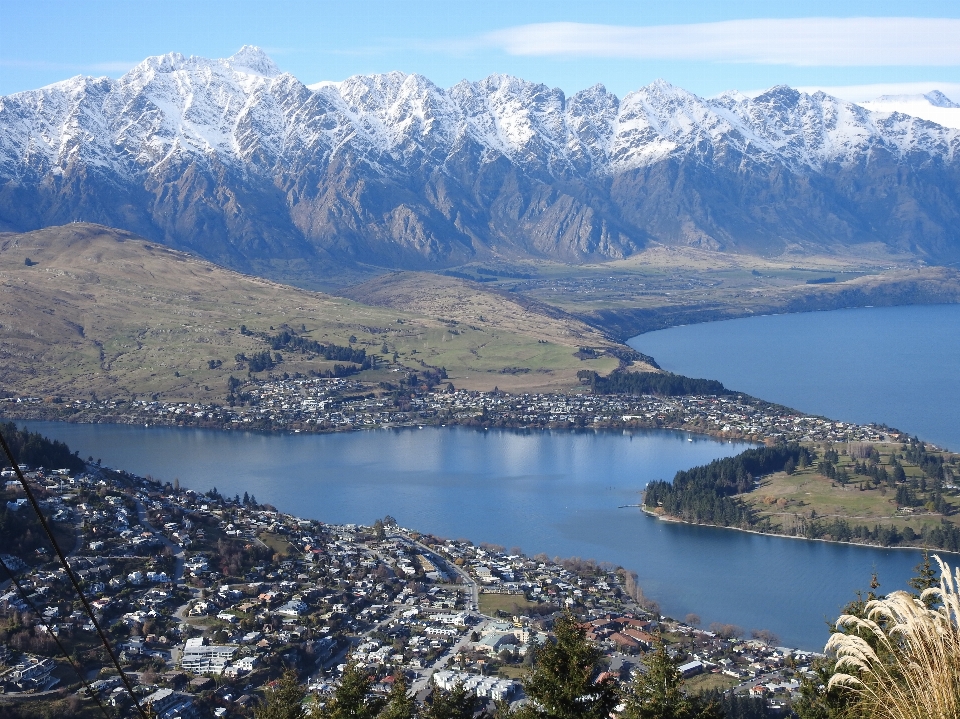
[2,46,959,278]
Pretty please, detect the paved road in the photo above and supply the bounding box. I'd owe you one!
[411,617,491,694]
[396,532,479,611]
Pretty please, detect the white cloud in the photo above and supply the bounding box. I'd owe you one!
[474,18,960,67]
[788,82,960,103]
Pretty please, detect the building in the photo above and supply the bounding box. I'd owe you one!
[678,660,704,678]
[145,688,198,719]
[10,656,55,690]
[179,637,238,674]
[433,670,517,701]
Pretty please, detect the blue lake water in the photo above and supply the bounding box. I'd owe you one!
[21,420,929,650]
[629,304,960,451]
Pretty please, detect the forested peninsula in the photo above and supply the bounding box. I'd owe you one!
[642,441,960,552]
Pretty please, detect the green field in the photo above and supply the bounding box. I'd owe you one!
[685,672,739,695]
[743,443,960,538]
[478,593,541,616]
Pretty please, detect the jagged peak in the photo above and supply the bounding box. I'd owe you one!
[475,73,559,95]
[225,46,281,77]
[644,78,691,95]
[129,51,189,75]
[37,74,112,94]
[572,83,616,100]
[753,84,803,106]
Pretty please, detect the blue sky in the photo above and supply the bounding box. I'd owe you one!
[1,0,959,100]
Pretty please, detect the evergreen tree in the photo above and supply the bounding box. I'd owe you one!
[377,674,414,719]
[421,681,479,719]
[316,663,384,719]
[518,612,619,719]
[907,549,939,608]
[256,670,307,719]
[620,637,722,719]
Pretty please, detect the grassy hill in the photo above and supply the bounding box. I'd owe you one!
[0,224,628,403]
[743,442,960,546]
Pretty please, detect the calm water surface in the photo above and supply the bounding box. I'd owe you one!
[630,304,960,450]
[22,421,927,650]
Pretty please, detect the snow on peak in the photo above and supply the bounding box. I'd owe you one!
[872,91,959,108]
[225,46,281,77]
[1,52,957,190]
[925,90,960,108]
[861,90,960,130]
[131,51,188,75]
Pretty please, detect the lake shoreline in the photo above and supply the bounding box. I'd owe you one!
[629,304,960,452]
[640,506,952,556]
[0,382,906,449]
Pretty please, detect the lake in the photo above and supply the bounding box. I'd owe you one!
[629,303,960,451]
[21,420,928,650]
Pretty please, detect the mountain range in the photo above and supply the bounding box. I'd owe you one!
[1,46,959,283]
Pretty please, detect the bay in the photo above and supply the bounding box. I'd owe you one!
[629,304,960,451]
[21,420,927,650]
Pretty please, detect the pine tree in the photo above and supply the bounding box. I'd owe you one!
[256,670,308,719]
[316,663,384,719]
[377,673,414,719]
[620,637,722,719]
[421,681,479,719]
[907,549,939,608]
[518,611,619,719]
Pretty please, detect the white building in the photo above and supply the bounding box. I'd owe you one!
[180,637,238,674]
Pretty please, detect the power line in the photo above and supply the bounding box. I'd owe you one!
[0,555,117,719]
[0,427,150,719]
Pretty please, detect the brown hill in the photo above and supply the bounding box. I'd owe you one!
[0,224,627,401]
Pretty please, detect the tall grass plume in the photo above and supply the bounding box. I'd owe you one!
[826,555,960,718]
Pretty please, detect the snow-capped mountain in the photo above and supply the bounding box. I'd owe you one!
[2,46,960,278]
[860,91,960,130]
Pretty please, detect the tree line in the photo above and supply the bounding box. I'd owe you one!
[643,444,813,527]
[240,324,370,364]
[0,421,85,472]
[256,612,772,719]
[577,370,730,397]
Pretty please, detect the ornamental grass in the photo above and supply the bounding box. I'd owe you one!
[826,555,960,719]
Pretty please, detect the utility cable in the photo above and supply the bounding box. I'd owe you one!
[0,427,150,719]
[0,554,117,719]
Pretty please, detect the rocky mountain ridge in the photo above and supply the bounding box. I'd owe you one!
[1,46,959,281]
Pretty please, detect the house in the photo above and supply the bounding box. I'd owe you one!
[678,660,704,678]
[608,632,640,651]
[145,688,198,719]
[10,656,56,690]
[277,599,308,617]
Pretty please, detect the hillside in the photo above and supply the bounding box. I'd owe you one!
[1,47,960,286]
[0,224,624,401]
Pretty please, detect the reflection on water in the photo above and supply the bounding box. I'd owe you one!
[22,421,926,649]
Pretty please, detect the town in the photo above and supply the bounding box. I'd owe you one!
[0,454,820,718]
[2,374,903,446]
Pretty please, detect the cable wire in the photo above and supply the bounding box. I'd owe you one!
[0,427,150,719]
[0,554,117,719]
